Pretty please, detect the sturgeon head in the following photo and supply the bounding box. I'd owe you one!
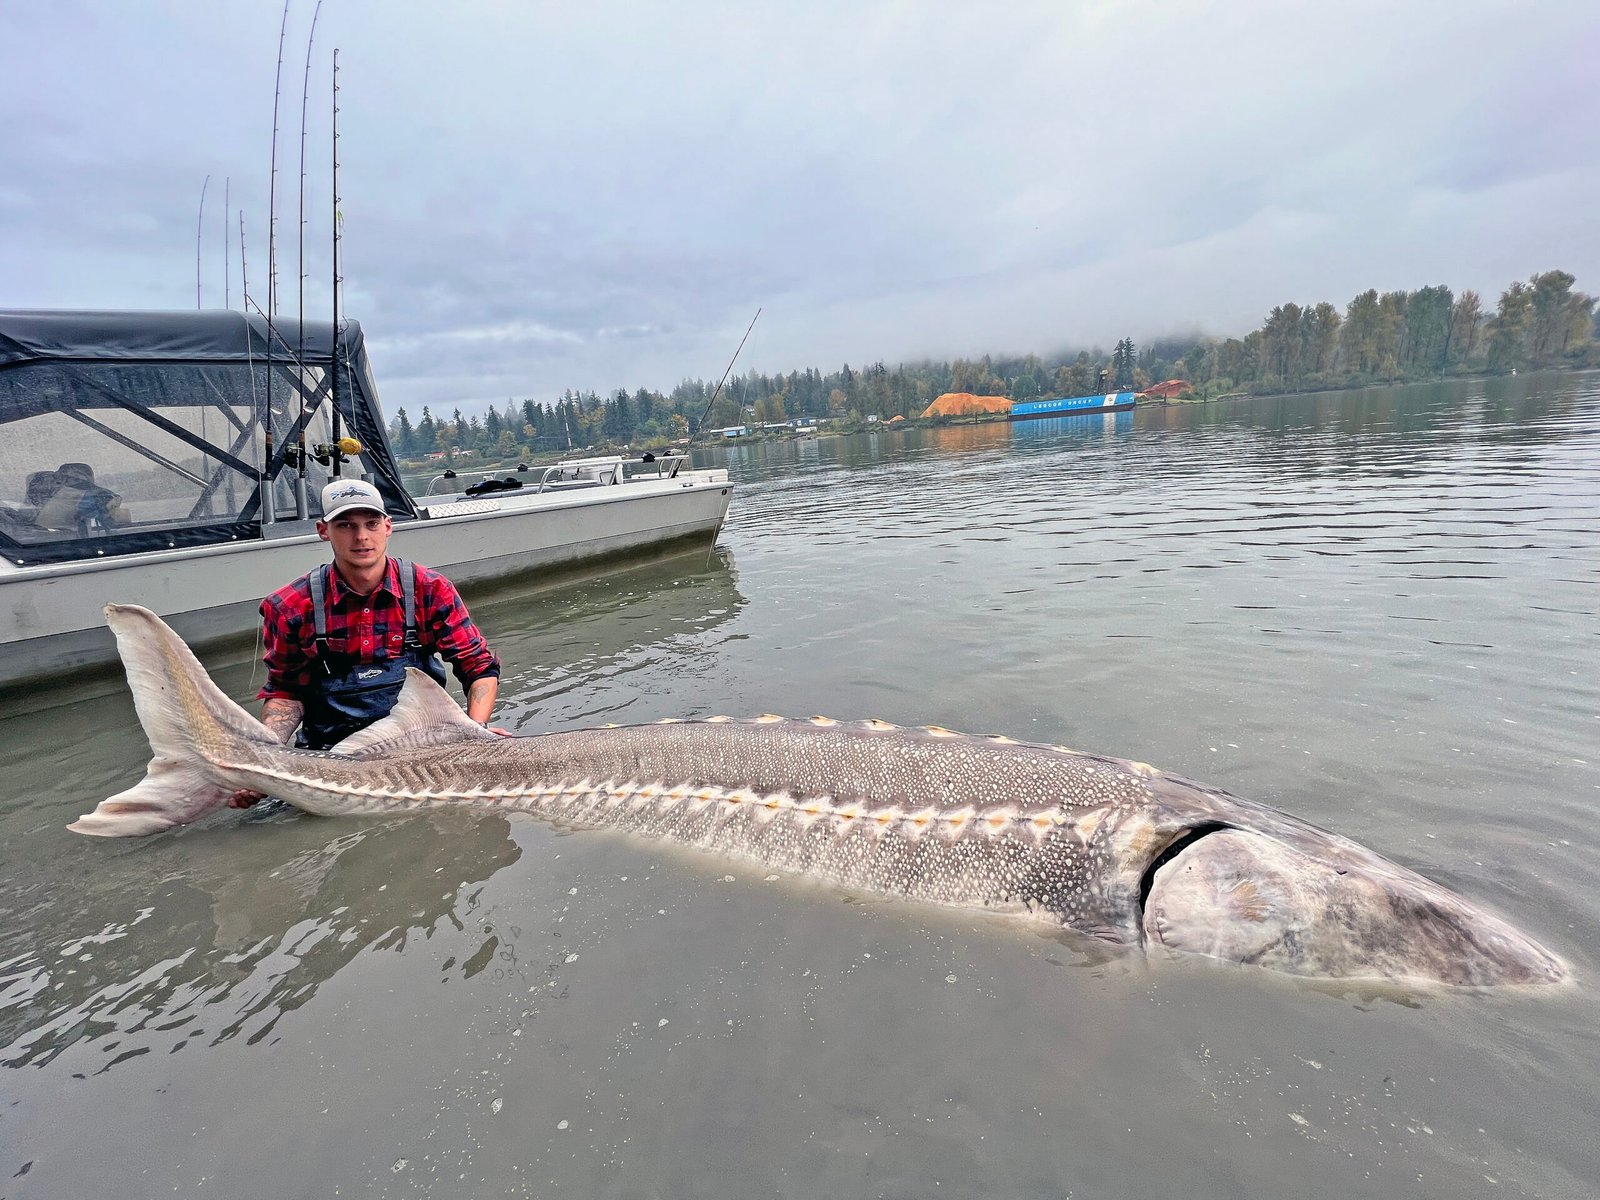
[1126,777,1566,987]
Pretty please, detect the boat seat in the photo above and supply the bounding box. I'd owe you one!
[0,503,37,537]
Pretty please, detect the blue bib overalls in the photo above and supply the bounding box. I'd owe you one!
[297,558,448,751]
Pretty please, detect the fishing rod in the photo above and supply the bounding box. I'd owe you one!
[223,177,230,309]
[267,0,288,324]
[195,175,210,308]
[319,48,362,478]
[241,210,277,524]
[265,0,289,516]
[329,46,343,476]
[293,0,324,516]
[239,212,250,322]
[695,306,762,435]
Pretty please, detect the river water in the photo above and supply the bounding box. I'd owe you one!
[2,372,1597,1199]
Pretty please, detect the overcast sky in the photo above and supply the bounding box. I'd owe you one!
[3,1,1596,415]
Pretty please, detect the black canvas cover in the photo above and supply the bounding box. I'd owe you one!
[0,309,341,367]
[0,309,415,566]
[0,309,412,514]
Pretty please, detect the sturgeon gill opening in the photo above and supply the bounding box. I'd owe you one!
[1138,823,1230,918]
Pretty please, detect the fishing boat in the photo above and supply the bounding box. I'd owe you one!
[0,308,733,686]
[1008,391,1137,420]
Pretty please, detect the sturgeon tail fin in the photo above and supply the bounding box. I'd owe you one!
[69,604,277,837]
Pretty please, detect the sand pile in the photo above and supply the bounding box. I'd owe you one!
[920,392,1012,418]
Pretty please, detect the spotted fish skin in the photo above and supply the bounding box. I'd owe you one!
[71,604,1568,987]
[280,715,1187,943]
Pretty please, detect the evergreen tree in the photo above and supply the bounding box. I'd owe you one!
[603,389,634,442]
[1111,338,1136,388]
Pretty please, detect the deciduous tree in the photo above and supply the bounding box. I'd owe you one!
[1486,281,1532,371]
[1447,291,1482,366]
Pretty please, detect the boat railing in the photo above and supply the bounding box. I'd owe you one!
[422,465,533,496]
[422,453,688,499]
[538,453,687,490]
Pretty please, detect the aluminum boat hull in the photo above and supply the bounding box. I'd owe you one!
[0,473,730,686]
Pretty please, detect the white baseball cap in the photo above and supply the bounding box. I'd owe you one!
[320,478,387,521]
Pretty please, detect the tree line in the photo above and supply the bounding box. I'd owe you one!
[387,268,1596,459]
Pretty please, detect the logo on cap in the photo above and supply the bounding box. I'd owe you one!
[321,478,385,518]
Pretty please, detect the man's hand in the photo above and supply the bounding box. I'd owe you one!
[228,789,267,809]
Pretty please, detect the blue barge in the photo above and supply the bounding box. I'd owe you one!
[1010,391,1136,420]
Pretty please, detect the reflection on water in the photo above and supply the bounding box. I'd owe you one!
[469,545,747,728]
[0,809,521,1073]
[2,374,1598,1198]
[1006,408,1134,445]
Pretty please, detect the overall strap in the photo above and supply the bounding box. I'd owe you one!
[396,558,423,649]
[307,563,334,643]
[306,563,335,674]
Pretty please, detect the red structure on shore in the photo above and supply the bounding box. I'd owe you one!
[1142,379,1193,400]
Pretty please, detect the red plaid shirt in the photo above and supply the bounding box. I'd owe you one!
[258,557,500,701]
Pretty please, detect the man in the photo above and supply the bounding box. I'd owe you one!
[230,478,501,808]
[35,462,132,531]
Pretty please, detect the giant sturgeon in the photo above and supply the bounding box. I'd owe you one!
[71,604,1564,987]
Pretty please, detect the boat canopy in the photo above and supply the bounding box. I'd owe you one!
[0,309,413,566]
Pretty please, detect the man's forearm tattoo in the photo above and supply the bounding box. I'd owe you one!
[260,698,304,745]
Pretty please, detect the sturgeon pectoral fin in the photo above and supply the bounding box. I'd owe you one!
[330,669,495,757]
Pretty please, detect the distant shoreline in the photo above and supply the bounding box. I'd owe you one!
[692,366,1595,442]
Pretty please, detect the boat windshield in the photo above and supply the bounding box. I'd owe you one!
[0,358,377,566]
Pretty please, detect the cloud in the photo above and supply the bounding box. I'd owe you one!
[2,0,1596,415]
